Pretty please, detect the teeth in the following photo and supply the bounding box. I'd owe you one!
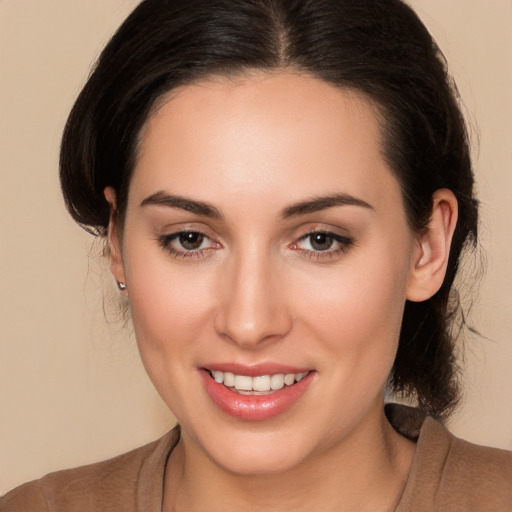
[223,372,235,387]
[252,375,271,391]
[234,375,252,391]
[284,373,295,386]
[270,374,284,390]
[209,370,309,392]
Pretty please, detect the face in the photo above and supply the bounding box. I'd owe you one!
[111,72,421,475]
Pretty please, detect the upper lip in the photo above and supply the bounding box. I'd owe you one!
[202,362,312,377]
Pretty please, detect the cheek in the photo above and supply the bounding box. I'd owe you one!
[123,245,217,371]
[123,254,222,421]
[293,244,411,371]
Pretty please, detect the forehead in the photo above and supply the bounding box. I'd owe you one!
[131,72,401,214]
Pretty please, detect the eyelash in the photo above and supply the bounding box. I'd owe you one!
[292,229,354,261]
[157,229,354,261]
[158,230,217,260]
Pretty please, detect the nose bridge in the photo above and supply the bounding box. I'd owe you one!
[214,242,291,348]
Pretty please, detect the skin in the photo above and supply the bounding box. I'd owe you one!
[105,72,457,511]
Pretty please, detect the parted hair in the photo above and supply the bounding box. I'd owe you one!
[60,0,478,420]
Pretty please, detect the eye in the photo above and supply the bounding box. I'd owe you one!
[304,232,336,251]
[158,229,220,259]
[291,230,354,260]
[178,231,207,250]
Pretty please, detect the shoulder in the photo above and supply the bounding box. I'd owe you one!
[0,428,179,512]
[432,420,512,503]
[397,414,512,511]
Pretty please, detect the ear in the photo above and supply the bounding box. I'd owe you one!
[104,187,127,293]
[406,189,458,302]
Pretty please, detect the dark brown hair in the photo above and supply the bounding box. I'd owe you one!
[60,0,478,420]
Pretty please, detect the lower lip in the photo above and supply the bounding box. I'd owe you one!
[200,369,314,421]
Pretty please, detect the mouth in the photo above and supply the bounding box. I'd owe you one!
[206,369,310,395]
[200,366,314,420]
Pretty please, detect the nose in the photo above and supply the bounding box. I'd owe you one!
[214,248,293,349]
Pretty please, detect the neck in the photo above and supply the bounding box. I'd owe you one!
[164,411,415,512]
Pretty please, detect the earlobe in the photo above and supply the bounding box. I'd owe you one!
[406,189,458,302]
[104,187,127,293]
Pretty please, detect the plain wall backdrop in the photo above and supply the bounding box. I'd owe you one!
[1,0,511,494]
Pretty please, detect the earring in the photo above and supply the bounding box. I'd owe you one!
[117,281,126,291]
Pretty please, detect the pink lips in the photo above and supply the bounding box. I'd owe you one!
[200,365,314,421]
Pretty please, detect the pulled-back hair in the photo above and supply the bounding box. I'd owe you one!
[60,0,478,420]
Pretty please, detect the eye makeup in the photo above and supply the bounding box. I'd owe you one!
[156,226,355,263]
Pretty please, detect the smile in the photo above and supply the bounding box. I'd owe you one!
[201,367,314,420]
[208,370,310,394]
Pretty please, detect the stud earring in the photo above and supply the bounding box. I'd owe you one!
[117,281,126,291]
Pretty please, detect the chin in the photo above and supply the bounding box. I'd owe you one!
[213,438,310,476]
[189,419,317,476]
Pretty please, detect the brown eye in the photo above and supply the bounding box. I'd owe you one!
[309,233,334,251]
[158,229,220,260]
[292,230,354,260]
[179,231,205,250]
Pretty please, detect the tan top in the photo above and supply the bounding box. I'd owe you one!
[2,406,511,511]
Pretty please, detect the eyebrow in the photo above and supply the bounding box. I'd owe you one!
[281,194,374,218]
[140,191,373,219]
[140,191,223,218]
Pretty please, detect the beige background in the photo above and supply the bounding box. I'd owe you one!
[1,0,511,495]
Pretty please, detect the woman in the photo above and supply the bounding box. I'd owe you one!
[1,0,511,510]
